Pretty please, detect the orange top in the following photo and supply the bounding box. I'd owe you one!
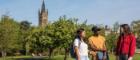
[88,35,106,50]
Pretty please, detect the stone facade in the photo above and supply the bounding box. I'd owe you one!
[38,0,48,27]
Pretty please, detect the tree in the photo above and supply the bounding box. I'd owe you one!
[45,23,61,58]
[131,20,140,49]
[105,22,119,53]
[28,23,58,58]
[29,28,47,55]
[53,16,77,60]
[0,15,20,57]
[19,21,31,55]
[106,32,117,53]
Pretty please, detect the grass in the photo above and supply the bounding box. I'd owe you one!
[0,54,139,60]
[0,55,73,60]
[133,54,140,60]
[0,56,32,60]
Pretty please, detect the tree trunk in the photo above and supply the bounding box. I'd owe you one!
[64,48,69,60]
[111,49,114,54]
[22,42,26,55]
[1,50,7,57]
[25,43,30,55]
[49,48,54,59]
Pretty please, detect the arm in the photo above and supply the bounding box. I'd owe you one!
[102,38,107,52]
[74,39,80,60]
[102,42,107,59]
[103,42,107,53]
[88,38,97,56]
[115,37,120,56]
[88,38,99,51]
[75,47,80,60]
[102,38,107,58]
[129,35,136,57]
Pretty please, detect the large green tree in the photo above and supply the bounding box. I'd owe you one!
[45,23,61,58]
[131,20,140,48]
[19,21,31,55]
[53,16,77,60]
[105,32,117,53]
[29,23,58,58]
[0,16,20,57]
[29,28,47,55]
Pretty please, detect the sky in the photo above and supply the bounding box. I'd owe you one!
[0,0,140,27]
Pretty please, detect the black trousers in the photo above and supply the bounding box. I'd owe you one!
[119,54,128,60]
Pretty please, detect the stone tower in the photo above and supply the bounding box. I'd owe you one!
[38,0,48,27]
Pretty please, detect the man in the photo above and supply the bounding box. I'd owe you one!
[116,24,136,60]
[89,26,106,60]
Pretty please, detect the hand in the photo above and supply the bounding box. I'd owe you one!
[115,56,119,60]
[102,48,106,52]
[77,57,81,60]
[77,56,81,60]
[89,51,92,55]
[89,51,96,56]
[128,57,133,60]
[103,56,106,60]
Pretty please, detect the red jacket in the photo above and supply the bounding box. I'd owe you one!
[116,33,136,57]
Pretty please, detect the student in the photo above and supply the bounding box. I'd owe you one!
[74,28,89,60]
[115,24,136,60]
[89,26,106,60]
[115,24,124,60]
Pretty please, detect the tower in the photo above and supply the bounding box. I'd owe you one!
[38,0,48,27]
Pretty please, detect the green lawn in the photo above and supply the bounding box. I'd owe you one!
[0,54,139,60]
[109,54,140,60]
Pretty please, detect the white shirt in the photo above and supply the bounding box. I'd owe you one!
[74,38,88,56]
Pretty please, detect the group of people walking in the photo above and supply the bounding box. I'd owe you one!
[72,24,136,60]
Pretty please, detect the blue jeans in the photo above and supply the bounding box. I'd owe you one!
[97,52,106,60]
[76,56,89,60]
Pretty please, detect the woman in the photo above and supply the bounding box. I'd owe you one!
[116,24,136,60]
[74,28,89,60]
[115,24,124,60]
[115,24,124,49]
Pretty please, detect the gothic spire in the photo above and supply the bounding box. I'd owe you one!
[41,0,46,12]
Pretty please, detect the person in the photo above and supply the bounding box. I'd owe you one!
[74,28,89,60]
[115,24,124,60]
[89,26,107,60]
[115,24,136,60]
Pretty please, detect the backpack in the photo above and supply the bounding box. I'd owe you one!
[70,38,81,58]
[70,44,76,58]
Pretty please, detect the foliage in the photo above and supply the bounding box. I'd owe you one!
[52,16,77,60]
[105,33,117,52]
[0,15,139,59]
[0,16,20,56]
[131,20,140,49]
[19,21,31,55]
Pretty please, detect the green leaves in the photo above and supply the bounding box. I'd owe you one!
[106,33,117,51]
[0,16,20,52]
[53,16,77,48]
[131,20,140,49]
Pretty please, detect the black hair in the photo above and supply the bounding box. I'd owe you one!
[91,26,101,33]
[119,24,132,43]
[76,28,85,39]
[121,24,131,34]
[92,26,101,36]
[119,24,124,36]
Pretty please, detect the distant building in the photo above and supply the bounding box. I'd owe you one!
[38,0,48,27]
[105,25,112,36]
